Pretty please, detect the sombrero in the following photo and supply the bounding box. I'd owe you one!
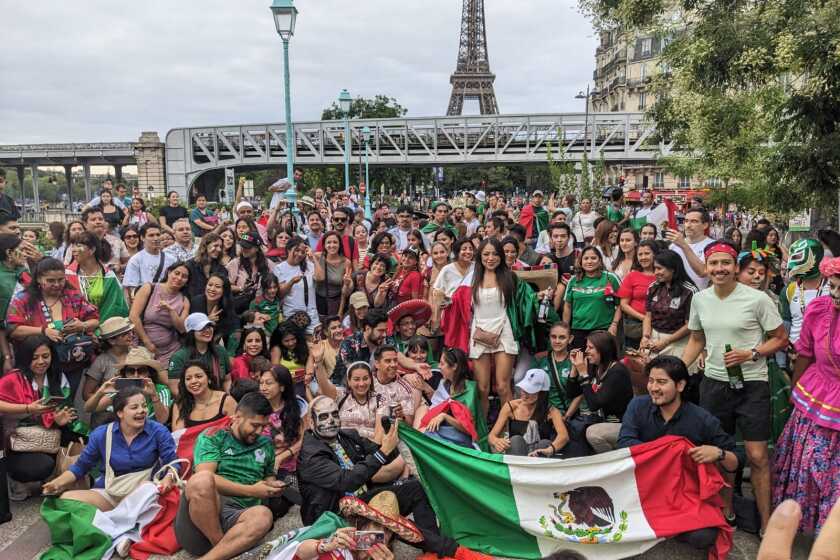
[339,492,423,543]
[387,299,432,334]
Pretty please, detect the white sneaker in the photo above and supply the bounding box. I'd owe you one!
[7,478,29,502]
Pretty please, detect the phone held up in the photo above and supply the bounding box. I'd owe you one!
[354,530,385,550]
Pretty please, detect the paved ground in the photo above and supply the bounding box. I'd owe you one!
[1,494,813,560]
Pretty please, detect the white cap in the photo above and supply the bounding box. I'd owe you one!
[185,312,214,333]
[516,369,551,395]
[235,201,254,213]
[474,191,486,202]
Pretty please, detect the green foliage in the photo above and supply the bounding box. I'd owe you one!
[580,0,840,218]
[321,95,407,121]
[546,141,604,209]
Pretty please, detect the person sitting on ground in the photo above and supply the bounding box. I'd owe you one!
[82,317,135,427]
[167,312,233,397]
[175,392,280,560]
[43,387,177,512]
[171,360,236,430]
[487,369,570,457]
[297,396,465,558]
[618,355,740,551]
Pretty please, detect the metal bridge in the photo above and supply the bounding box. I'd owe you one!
[165,112,667,193]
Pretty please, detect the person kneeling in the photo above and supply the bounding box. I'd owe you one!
[175,392,281,560]
[618,355,740,551]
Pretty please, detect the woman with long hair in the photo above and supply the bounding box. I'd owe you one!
[167,313,233,397]
[275,237,319,334]
[266,225,292,264]
[270,321,309,381]
[185,232,228,298]
[59,220,86,265]
[415,347,489,450]
[171,360,235,429]
[6,258,99,394]
[314,361,386,441]
[639,223,658,243]
[64,231,127,323]
[227,231,270,309]
[640,249,699,370]
[500,236,526,270]
[351,222,369,271]
[617,240,659,350]
[407,228,427,255]
[122,197,157,228]
[0,336,79,499]
[592,220,619,271]
[219,228,237,267]
[189,272,239,350]
[425,241,451,299]
[488,368,570,457]
[231,326,270,382]
[313,230,352,318]
[96,189,124,232]
[249,274,283,337]
[611,228,638,280]
[354,253,390,308]
[562,246,621,351]
[130,261,190,365]
[724,226,743,250]
[120,224,141,260]
[430,238,474,332]
[388,248,423,305]
[567,330,633,453]
[366,231,398,272]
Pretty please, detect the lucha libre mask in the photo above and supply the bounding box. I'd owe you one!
[311,396,340,439]
[788,238,824,279]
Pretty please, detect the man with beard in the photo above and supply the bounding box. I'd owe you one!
[297,396,470,559]
[333,309,431,386]
[618,355,739,551]
[175,392,280,560]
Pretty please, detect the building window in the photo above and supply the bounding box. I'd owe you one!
[641,38,652,56]
[638,92,647,110]
[707,177,722,188]
[640,63,646,81]
[677,176,690,189]
[653,172,664,188]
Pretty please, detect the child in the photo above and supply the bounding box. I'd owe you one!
[250,274,283,337]
[230,378,260,402]
[248,356,273,383]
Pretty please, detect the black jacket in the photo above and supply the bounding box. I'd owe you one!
[297,429,397,524]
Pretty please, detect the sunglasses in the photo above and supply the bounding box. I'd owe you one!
[332,216,347,222]
[123,367,148,374]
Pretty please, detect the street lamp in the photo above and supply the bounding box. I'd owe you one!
[270,0,299,205]
[362,125,372,219]
[338,89,352,190]
[575,85,590,157]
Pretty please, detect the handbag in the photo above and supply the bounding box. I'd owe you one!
[53,439,89,490]
[55,333,95,364]
[104,423,153,499]
[623,317,643,340]
[10,424,61,454]
[472,326,501,348]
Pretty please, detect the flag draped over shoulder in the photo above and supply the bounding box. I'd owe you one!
[64,263,129,323]
[630,200,678,232]
[400,426,732,560]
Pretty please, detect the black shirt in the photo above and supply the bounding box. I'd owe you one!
[159,205,189,228]
[566,362,633,422]
[617,395,736,451]
[0,193,20,220]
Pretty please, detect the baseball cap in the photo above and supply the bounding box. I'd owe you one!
[237,231,263,248]
[185,313,214,333]
[474,191,486,202]
[532,190,545,197]
[349,292,369,309]
[516,369,551,395]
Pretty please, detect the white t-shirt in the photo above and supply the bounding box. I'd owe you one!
[269,177,292,210]
[688,282,783,382]
[122,249,177,288]
[571,211,599,243]
[433,262,474,298]
[670,237,714,290]
[389,227,412,252]
[273,261,320,332]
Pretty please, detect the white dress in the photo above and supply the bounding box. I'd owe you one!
[469,287,518,359]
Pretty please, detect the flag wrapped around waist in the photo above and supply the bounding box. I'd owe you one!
[399,426,732,560]
[262,512,350,560]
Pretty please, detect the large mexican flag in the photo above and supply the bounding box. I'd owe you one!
[400,427,732,560]
[629,200,678,232]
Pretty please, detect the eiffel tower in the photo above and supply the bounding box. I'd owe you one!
[446,0,499,116]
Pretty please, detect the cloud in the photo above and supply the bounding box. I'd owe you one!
[0,0,596,144]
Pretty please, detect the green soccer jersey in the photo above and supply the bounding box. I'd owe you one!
[563,272,621,331]
[535,354,573,412]
[168,345,231,384]
[194,428,275,507]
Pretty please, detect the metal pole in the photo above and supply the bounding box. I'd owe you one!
[282,38,295,185]
[364,141,371,219]
[30,165,40,220]
[584,84,590,156]
[344,114,351,190]
[64,165,74,212]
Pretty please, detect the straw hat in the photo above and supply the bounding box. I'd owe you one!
[99,317,134,339]
[339,492,423,543]
[118,347,164,374]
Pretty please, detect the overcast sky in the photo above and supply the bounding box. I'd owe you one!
[0,0,597,144]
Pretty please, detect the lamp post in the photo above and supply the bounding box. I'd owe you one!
[270,0,299,206]
[338,89,352,190]
[575,85,591,157]
[362,126,371,219]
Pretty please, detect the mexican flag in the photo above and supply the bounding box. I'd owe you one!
[400,426,732,560]
[40,417,230,560]
[629,200,678,232]
[262,512,351,560]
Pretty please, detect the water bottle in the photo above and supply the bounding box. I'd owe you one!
[538,294,551,323]
[724,344,744,390]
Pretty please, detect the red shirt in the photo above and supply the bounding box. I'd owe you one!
[391,270,423,304]
[617,270,656,316]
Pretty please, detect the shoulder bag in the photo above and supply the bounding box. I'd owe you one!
[10,424,61,454]
[104,422,154,500]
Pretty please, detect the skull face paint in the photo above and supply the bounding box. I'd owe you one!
[311,396,341,439]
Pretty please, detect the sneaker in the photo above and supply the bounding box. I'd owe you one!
[7,478,29,502]
[724,512,737,527]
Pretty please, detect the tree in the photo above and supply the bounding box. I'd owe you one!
[321,95,407,121]
[579,0,840,223]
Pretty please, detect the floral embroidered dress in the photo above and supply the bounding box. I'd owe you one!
[772,296,840,533]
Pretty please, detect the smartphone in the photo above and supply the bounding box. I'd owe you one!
[43,396,67,407]
[292,369,306,383]
[380,416,392,433]
[354,530,385,550]
[114,378,144,391]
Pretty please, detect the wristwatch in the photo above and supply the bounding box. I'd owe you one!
[716,447,726,462]
[750,348,761,362]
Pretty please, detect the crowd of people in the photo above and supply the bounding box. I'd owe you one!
[0,166,838,559]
